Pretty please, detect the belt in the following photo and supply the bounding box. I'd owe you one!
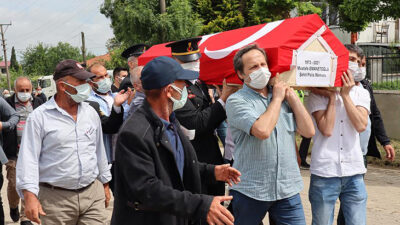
[39,182,94,192]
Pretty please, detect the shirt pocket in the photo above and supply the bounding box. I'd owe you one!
[281,112,296,133]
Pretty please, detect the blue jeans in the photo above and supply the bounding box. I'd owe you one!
[309,174,367,225]
[230,190,305,225]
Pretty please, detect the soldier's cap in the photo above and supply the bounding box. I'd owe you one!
[166,37,202,63]
[141,56,199,90]
[121,44,151,59]
[53,59,95,81]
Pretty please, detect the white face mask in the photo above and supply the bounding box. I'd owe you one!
[95,77,112,94]
[181,61,200,72]
[359,67,366,81]
[63,82,92,103]
[247,67,271,89]
[17,92,31,102]
[169,85,188,111]
[348,61,364,81]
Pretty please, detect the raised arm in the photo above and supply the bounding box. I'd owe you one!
[341,71,369,132]
[309,88,337,137]
[285,88,315,138]
[250,81,287,140]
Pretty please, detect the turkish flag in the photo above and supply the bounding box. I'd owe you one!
[139,14,348,87]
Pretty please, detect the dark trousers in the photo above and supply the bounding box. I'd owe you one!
[0,165,4,225]
[299,137,311,163]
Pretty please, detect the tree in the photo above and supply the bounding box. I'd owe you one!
[100,0,202,46]
[10,46,19,71]
[194,0,324,35]
[327,0,400,33]
[21,42,92,76]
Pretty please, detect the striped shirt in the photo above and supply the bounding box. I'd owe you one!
[226,85,303,201]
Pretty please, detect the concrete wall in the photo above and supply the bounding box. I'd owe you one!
[373,90,400,140]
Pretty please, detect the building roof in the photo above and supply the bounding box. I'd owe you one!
[0,61,10,68]
[85,53,111,67]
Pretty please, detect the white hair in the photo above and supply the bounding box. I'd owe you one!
[130,66,143,85]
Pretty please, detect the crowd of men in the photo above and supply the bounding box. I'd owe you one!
[0,36,394,225]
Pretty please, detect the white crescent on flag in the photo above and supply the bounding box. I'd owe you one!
[203,20,284,60]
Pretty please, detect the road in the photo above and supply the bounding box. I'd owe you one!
[2,165,399,224]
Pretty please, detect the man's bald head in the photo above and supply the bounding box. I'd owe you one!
[14,76,32,93]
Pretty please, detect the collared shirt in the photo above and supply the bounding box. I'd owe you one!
[16,97,111,198]
[14,96,33,145]
[88,91,117,162]
[226,84,303,201]
[160,114,185,178]
[307,85,370,178]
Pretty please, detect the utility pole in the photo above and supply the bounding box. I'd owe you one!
[0,22,12,91]
[81,31,86,66]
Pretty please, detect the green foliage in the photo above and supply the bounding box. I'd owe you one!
[295,1,323,16]
[10,47,19,71]
[21,42,91,76]
[327,0,400,33]
[372,80,400,90]
[251,0,295,23]
[196,0,246,34]
[195,0,325,35]
[104,46,127,70]
[100,0,202,46]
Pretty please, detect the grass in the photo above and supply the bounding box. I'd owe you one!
[295,135,400,169]
[372,80,400,90]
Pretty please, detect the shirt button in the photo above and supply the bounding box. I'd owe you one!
[192,160,195,163]
[340,148,343,150]
[156,142,160,147]
[341,120,343,123]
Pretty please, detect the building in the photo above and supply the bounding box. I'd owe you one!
[0,61,10,76]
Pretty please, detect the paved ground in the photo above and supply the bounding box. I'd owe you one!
[2,165,400,224]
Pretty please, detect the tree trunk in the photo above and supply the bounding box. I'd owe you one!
[160,0,166,14]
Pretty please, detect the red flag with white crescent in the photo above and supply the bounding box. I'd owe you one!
[139,14,348,87]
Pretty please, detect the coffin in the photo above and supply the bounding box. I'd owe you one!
[139,14,348,87]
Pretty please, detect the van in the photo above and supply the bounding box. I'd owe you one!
[37,75,56,100]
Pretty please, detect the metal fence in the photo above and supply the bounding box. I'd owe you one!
[366,53,400,89]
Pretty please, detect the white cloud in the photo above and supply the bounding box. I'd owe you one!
[0,0,114,60]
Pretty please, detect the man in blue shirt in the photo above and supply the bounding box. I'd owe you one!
[226,44,315,225]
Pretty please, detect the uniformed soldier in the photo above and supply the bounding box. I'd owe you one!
[119,44,150,91]
[166,38,238,197]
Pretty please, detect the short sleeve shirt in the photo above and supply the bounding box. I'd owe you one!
[307,85,371,177]
[226,85,303,201]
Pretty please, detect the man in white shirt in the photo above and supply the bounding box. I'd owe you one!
[16,59,112,225]
[307,47,371,225]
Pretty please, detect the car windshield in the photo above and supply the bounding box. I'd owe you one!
[38,79,51,88]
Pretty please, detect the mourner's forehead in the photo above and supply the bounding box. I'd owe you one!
[242,49,267,67]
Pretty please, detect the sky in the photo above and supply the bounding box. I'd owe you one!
[0,0,114,61]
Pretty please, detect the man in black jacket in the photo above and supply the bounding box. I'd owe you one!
[167,38,238,197]
[112,57,241,225]
[4,77,43,225]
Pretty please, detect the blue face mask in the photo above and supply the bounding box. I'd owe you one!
[63,82,91,103]
[95,77,112,94]
[169,85,188,111]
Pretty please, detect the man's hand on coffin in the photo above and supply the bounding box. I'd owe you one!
[340,70,355,97]
[310,88,336,100]
[220,79,240,103]
[272,81,288,102]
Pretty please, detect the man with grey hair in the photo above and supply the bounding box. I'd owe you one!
[226,44,315,225]
[118,44,150,92]
[4,76,44,225]
[127,66,145,117]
